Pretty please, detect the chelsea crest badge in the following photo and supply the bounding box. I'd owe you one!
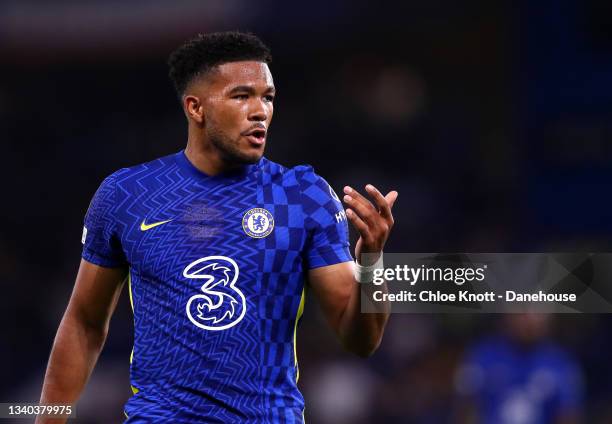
[242,208,274,238]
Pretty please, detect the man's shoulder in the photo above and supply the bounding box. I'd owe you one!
[99,152,179,187]
[259,157,323,186]
[260,158,342,211]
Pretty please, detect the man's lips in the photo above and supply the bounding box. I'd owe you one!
[242,127,267,146]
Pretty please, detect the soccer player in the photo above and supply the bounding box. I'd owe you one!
[37,31,398,423]
[455,314,583,424]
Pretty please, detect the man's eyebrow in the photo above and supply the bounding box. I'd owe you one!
[228,85,255,94]
[228,85,275,94]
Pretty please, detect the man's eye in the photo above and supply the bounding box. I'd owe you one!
[264,95,275,102]
[233,94,248,100]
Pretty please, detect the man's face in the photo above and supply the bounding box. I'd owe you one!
[504,313,551,346]
[193,61,275,165]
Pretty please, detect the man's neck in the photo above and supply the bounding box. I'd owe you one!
[184,139,238,177]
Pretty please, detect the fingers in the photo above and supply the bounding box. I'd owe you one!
[345,208,369,239]
[385,190,399,209]
[343,186,378,227]
[365,184,392,220]
[344,185,397,228]
[343,185,397,252]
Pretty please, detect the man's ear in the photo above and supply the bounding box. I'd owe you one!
[184,94,204,124]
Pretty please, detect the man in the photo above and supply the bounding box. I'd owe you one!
[38,31,397,423]
[455,314,583,424]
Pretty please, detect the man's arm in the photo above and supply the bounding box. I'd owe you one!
[36,259,127,424]
[308,184,397,357]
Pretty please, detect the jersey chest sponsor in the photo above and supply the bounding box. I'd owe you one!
[183,255,247,331]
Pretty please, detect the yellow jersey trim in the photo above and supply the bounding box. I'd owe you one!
[128,270,141,397]
[128,271,134,364]
[294,286,306,382]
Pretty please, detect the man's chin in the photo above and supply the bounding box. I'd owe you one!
[210,134,265,165]
[242,145,266,162]
[232,149,264,165]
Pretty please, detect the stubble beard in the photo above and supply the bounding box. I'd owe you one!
[207,122,262,166]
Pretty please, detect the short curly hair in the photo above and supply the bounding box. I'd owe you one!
[168,31,272,97]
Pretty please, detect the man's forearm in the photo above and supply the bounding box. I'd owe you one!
[36,311,107,423]
[337,184,397,356]
[338,278,390,357]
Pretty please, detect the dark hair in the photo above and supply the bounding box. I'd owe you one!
[168,31,272,96]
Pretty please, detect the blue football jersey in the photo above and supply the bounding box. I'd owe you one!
[458,336,583,424]
[81,150,352,423]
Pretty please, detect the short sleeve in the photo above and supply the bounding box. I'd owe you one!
[81,172,127,268]
[297,166,353,269]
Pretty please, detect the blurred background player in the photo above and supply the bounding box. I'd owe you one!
[455,314,584,424]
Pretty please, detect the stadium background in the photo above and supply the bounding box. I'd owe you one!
[2,0,612,422]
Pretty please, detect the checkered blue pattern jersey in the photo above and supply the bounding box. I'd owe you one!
[81,150,352,423]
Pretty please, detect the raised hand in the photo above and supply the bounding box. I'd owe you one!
[342,184,398,265]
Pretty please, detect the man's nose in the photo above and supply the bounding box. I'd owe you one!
[248,99,268,121]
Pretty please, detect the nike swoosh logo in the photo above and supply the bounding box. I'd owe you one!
[140,219,172,231]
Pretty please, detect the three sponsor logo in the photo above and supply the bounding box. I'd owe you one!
[184,256,246,331]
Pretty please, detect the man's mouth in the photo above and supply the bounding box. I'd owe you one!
[242,127,267,146]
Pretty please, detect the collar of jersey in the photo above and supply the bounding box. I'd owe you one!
[175,150,260,185]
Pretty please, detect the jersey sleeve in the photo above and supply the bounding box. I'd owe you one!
[81,172,127,268]
[297,166,353,269]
